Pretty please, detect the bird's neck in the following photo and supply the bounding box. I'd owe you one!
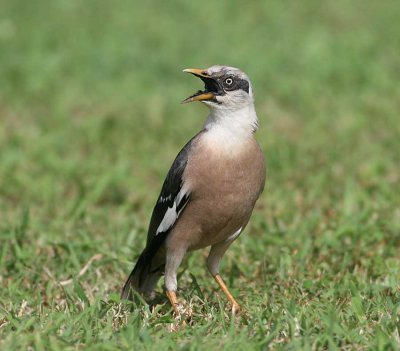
[204,103,258,136]
[202,104,259,153]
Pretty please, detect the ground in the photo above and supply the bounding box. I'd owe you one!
[0,1,399,350]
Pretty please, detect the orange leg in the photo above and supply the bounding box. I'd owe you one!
[166,290,179,314]
[214,274,240,314]
[166,290,189,329]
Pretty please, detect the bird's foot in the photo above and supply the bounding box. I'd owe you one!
[166,300,193,332]
[166,290,192,325]
[231,302,241,315]
[173,301,192,318]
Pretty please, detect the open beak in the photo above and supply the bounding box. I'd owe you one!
[182,68,219,104]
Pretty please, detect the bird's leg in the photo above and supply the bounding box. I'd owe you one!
[164,246,187,316]
[166,290,179,314]
[214,273,240,313]
[207,239,241,314]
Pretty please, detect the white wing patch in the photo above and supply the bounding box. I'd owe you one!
[159,194,172,203]
[226,227,242,241]
[156,188,189,235]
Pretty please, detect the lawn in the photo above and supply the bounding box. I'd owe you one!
[0,0,399,350]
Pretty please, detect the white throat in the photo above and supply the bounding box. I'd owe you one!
[204,103,258,136]
[202,103,259,152]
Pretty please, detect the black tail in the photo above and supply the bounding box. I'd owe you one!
[121,230,169,300]
[121,249,163,300]
[121,252,146,300]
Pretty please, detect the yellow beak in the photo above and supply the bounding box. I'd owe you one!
[182,68,216,103]
[183,68,209,78]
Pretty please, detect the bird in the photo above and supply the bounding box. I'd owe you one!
[121,65,266,314]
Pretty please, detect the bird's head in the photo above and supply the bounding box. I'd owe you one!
[182,65,254,111]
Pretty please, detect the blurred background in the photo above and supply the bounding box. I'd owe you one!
[0,0,399,348]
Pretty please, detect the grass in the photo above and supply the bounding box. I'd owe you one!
[0,0,400,349]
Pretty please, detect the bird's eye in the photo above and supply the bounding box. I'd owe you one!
[225,78,233,86]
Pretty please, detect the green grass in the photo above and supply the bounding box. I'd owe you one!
[1,0,400,349]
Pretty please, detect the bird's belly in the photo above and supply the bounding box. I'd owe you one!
[167,138,266,252]
[174,171,262,250]
[192,190,256,248]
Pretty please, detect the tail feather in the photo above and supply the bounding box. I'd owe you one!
[121,253,146,300]
[121,251,163,300]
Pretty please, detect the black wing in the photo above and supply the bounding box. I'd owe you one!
[122,131,204,296]
[146,143,192,245]
[148,131,206,242]
[139,131,204,274]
